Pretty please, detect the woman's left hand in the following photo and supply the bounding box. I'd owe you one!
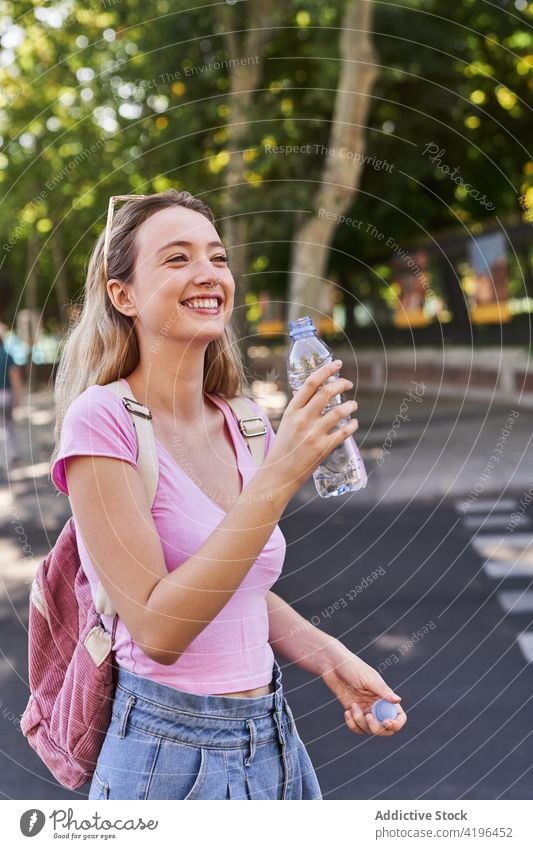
[321,651,407,737]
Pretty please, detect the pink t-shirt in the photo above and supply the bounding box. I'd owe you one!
[51,377,286,694]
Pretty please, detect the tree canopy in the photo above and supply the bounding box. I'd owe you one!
[0,0,530,339]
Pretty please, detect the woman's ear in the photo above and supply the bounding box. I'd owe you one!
[107,279,138,318]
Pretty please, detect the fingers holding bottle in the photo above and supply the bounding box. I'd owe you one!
[289,359,344,409]
[264,359,361,492]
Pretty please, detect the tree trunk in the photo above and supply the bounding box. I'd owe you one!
[220,1,279,352]
[50,227,71,324]
[288,0,378,329]
[441,252,471,342]
[25,227,40,390]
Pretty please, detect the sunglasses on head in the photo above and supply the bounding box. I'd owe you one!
[102,194,149,279]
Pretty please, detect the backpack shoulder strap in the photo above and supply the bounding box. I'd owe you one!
[90,380,159,618]
[103,380,159,506]
[88,386,267,616]
[224,395,268,467]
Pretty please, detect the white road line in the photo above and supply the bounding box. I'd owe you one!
[517,632,533,663]
[471,533,533,560]
[484,561,533,579]
[471,534,533,579]
[462,514,530,530]
[454,498,518,513]
[497,590,533,614]
[485,562,533,579]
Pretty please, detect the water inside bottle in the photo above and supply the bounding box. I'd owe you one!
[287,316,367,497]
[314,425,367,497]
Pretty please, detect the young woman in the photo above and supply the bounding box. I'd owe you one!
[50,189,406,800]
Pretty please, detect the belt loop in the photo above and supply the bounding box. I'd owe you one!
[118,694,136,739]
[244,719,257,767]
[273,658,283,692]
[271,659,290,798]
[274,686,284,715]
[273,704,290,799]
[283,697,297,736]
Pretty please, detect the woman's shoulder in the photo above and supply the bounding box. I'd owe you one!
[65,381,131,421]
[52,382,138,496]
[60,381,137,446]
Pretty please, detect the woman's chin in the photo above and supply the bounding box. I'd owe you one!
[181,321,228,345]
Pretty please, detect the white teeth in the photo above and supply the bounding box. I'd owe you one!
[182,298,219,309]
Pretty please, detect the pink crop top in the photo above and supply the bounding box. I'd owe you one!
[51,377,287,694]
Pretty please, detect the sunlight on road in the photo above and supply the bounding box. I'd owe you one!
[251,379,288,421]
[4,462,50,482]
[0,538,40,592]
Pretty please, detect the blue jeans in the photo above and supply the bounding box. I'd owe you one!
[88,659,322,800]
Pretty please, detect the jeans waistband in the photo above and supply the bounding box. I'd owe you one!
[113,658,288,724]
[111,659,298,797]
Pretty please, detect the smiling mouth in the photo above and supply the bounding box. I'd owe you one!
[180,297,222,312]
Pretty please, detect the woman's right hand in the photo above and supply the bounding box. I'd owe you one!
[264,359,359,494]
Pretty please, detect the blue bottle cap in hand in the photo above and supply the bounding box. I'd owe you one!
[371,699,399,723]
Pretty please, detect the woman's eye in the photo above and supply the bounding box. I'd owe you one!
[166,254,228,263]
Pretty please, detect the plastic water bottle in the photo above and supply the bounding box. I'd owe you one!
[287,316,367,498]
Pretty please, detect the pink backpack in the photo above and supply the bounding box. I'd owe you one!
[20,382,268,789]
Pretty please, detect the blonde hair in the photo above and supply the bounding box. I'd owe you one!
[50,189,249,472]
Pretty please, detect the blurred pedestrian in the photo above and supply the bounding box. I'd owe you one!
[0,322,23,465]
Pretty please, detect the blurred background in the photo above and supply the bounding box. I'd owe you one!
[0,0,532,801]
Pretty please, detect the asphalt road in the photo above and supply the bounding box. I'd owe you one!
[277,490,533,799]
[1,384,532,800]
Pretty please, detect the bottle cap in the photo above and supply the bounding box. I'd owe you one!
[288,316,316,338]
[371,699,399,724]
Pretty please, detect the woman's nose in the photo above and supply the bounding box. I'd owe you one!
[189,255,219,277]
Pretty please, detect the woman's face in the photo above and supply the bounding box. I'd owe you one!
[126,205,235,346]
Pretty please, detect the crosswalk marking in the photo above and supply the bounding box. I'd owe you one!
[472,533,533,579]
[455,498,518,513]
[461,517,533,661]
[517,632,533,663]
[462,514,530,531]
[470,533,533,564]
[497,590,533,614]
[484,560,533,579]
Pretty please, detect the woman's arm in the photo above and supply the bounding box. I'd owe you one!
[67,360,357,665]
[266,590,349,675]
[266,590,407,737]
[68,455,297,664]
